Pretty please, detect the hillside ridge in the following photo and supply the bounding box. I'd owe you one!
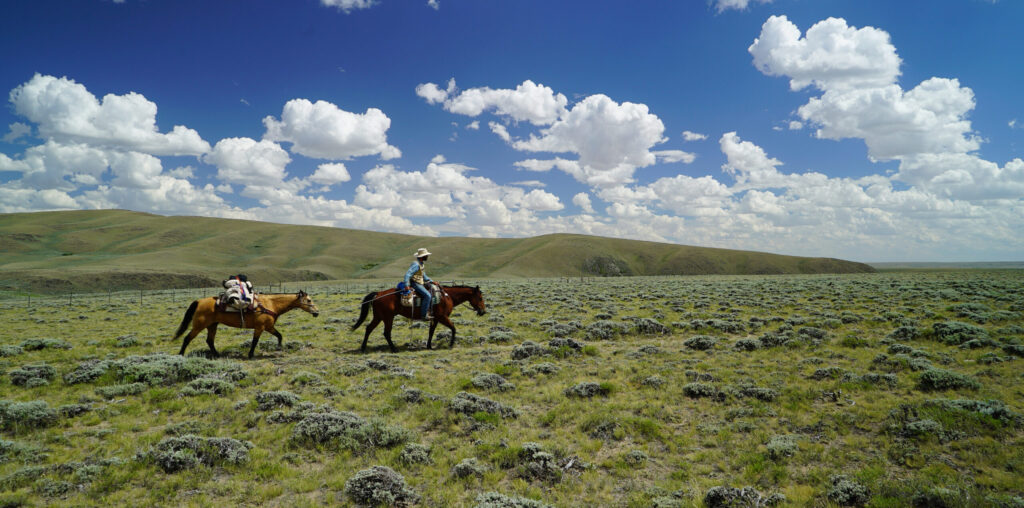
[0,210,875,293]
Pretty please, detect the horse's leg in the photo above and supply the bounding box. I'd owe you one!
[248,326,264,359]
[179,313,213,356]
[383,315,397,353]
[205,323,220,358]
[427,320,438,350]
[361,316,381,352]
[270,326,283,346]
[439,315,458,348]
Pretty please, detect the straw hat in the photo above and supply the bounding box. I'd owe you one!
[414,248,432,258]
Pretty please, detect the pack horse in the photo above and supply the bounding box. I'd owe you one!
[173,291,320,358]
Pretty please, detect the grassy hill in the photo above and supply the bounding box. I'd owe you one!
[0,210,874,293]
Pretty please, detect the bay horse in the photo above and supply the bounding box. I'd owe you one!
[351,284,486,352]
[173,291,320,358]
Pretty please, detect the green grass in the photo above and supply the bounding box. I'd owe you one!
[0,270,1021,506]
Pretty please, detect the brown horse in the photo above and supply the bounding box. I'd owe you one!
[351,284,486,352]
[173,291,320,358]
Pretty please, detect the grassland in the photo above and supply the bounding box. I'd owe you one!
[0,210,873,294]
[0,270,1022,507]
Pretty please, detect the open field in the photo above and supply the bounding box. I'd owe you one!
[0,210,873,294]
[1,271,1022,507]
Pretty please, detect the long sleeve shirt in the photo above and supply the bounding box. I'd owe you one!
[405,261,431,285]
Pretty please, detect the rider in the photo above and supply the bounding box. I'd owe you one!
[405,248,434,320]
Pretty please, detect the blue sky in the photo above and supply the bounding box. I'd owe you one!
[1,0,1022,262]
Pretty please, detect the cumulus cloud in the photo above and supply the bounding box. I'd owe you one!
[321,0,377,13]
[309,162,351,186]
[427,0,439,10]
[573,192,594,213]
[263,98,401,160]
[714,0,771,13]
[418,79,567,125]
[9,74,210,156]
[654,150,696,164]
[749,16,901,92]
[682,130,707,141]
[3,122,31,143]
[489,121,511,142]
[203,137,291,185]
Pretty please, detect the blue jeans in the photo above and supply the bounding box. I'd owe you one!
[411,282,431,318]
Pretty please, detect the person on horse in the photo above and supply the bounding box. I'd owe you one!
[405,248,434,320]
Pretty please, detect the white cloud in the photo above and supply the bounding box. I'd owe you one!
[203,137,291,185]
[422,79,568,126]
[109,150,162,189]
[167,165,194,179]
[466,121,480,130]
[427,0,439,10]
[489,122,511,142]
[788,121,803,130]
[573,192,594,213]
[714,0,771,13]
[9,74,210,156]
[654,150,696,164]
[309,162,351,186]
[749,16,901,92]
[263,98,401,160]
[321,0,377,13]
[3,122,31,143]
[682,130,707,141]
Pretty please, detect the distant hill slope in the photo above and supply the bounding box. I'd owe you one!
[0,210,875,292]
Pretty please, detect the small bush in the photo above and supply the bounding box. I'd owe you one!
[451,457,489,479]
[826,475,869,507]
[917,368,981,391]
[399,443,432,465]
[474,491,552,508]
[584,320,629,341]
[683,382,718,399]
[472,373,515,392]
[641,375,665,388]
[564,382,613,398]
[511,341,548,360]
[181,377,235,396]
[733,338,760,351]
[758,332,792,348]
[739,386,778,402]
[932,321,988,345]
[19,339,71,351]
[256,390,301,410]
[683,335,717,351]
[0,400,58,431]
[95,383,147,398]
[143,435,252,473]
[634,318,670,335]
[450,392,518,419]
[9,364,56,387]
[63,360,111,385]
[344,466,419,507]
[0,346,23,357]
[704,486,784,508]
[765,435,797,460]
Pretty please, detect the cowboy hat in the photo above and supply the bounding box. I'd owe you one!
[414,248,432,258]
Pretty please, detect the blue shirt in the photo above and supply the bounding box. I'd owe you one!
[404,261,431,285]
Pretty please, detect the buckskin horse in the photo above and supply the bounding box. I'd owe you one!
[351,284,486,352]
[173,291,320,358]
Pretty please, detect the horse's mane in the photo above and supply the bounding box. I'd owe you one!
[443,284,479,290]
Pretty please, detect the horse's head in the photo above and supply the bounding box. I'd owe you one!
[469,285,486,316]
[296,290,320,317]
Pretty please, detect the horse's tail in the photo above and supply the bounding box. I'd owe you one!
[351,292,377,330]
[173,300,199,340]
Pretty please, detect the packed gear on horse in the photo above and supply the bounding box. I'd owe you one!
[221,274,255,311]
[404,248,434,320]
[396,281,441,319]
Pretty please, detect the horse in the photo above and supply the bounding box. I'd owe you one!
[173,291,320,358]
[351,284,486,352]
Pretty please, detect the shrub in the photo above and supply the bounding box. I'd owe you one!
[451,457,489,479]
[289,371,323,386]
[564,382,613,398]
[114,334,138,347]
[826,475,869,507]
[584,320,629,341]
[733,338,760,351]
[1003,344,1024,357]
[19,338,71,351]
[683,382,718,399]
[739,386,778,402]
[450,392,518,419]
[0,439,45,464]
[641,375,666,388]
[474,491,552,508]
[58,404,92,418]
[634,318,670,335]
[399,443,432,465]
[63,360,112,385]
[181,377,235,396]
[548,337,583,351]
[798,327,827,341]
[522,363,559,377]
[9,364,56,387]
[758,332,792,348]
[683,335,717,351]
[0,400,58,431]
[623,449,648,467]
[143,435,252,473]
[932,321,988,345]
[911,487,968,508]
[472,373,515,392]
[917,368,981,391]
[344,466,419,507]
[511,341,548,360]
[0,345,23,357]
[256,390,301,410]
[810,367,847,380]
[704,486,784,508]
[95,383,147,398]
[765,435,797,460]
[291,410,366,446]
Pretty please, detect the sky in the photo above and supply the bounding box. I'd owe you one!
[1,0,1022,262]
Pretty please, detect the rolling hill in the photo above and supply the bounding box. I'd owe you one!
[0,210,875,293]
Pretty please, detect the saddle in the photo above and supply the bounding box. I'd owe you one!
[396,282,441,316]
